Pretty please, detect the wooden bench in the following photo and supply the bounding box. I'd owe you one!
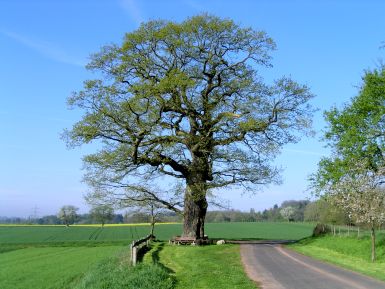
[170,235,211,245]
[170,236,197,245]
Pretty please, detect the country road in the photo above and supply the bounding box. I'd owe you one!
[240,244,385,289]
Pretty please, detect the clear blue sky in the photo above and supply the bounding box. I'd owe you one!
[1,0,384,217]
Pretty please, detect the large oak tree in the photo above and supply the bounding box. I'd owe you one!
[65,15,314,238]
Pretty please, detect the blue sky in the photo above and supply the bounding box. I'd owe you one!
[1,0,384,217]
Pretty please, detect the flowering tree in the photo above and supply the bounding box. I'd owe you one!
[326,165,385,262]
[311,68,385,261]
[280,206,295,221]
[58,205,79,227]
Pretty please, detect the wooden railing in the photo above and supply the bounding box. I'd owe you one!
[130,234,154,266]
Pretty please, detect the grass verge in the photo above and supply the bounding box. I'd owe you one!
[145,242,257,289]
[289,235,385,282]
[74,249,174,289]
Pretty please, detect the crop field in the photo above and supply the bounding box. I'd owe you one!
[0,222,313,244]
[0,246,123,289]
[206,222,314,240]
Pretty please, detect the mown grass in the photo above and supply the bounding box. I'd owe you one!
[289,234,385,281]
[146,242,258,289]
[0,246,123,289]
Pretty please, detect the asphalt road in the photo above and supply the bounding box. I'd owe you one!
[240,244,385,289]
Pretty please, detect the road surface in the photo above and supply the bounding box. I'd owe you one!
[240,244,385,289]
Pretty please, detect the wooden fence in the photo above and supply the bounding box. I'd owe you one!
[130,234,154,266]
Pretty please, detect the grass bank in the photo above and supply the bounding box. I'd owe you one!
[74,249,174,289]
[289,234,385,282]
[144,242,257,289]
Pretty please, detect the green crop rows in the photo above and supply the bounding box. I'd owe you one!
[0,222,313,245]
[0,246,123,289]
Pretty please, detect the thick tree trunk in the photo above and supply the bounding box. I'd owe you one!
[183,177,208,238]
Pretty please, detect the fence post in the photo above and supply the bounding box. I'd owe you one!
[130,240,135,266]
[132,245,137,266]
[130,235,154,266]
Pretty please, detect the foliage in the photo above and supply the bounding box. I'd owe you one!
[64,14,314,237]
[280,206,295,221]
[158,244,257,289]
[317,163,385,261]
[311,68,385,261]
[58,205,79,226]
[290,235,385,281]
[89,205,114,226]
[280,200,310,221]
[327,165,385,226]
[311,68,385,192]
[304,199,348,224]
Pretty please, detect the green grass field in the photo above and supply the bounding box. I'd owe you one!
[0,222,313,289]
[289,234,385,282]
[0,246,123,289]
[148,243,257,289]
[0,222,313,244]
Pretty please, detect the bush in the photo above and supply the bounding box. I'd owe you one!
[312,223,331,237]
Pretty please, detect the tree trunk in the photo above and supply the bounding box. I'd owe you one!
[150,216,155,238]
[183,178,208,239]
[371,226,376,262]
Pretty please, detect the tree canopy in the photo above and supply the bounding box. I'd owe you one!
[89,205,114,226]
[312,68,385,190]
[311,67,385,261]
[57,205,78,227]
[65,14,314,238]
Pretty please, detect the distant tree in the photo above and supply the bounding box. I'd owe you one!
[304,199,347,225]
[65,14,314,238]
[90,205,114,227]
[124,211,148,223]
[37,215,61,225]
[280,206,295,221]
[58,205,79,227]
[112,214,124,223]
[280,200,309,221]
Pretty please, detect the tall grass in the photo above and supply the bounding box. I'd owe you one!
[74,251,174,289]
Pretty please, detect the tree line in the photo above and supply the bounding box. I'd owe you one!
[1,199,346,225]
